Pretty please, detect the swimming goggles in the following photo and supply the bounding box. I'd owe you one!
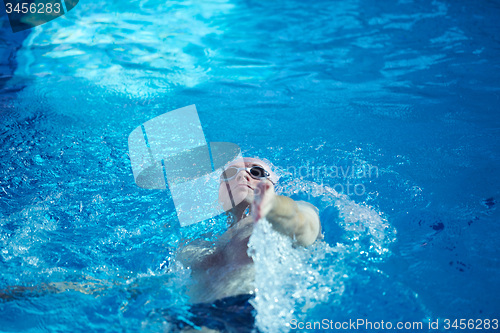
[221,166,274,184]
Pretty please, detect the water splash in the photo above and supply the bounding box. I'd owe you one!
[248,174,397,332]
[248,218,345,333]
[276,176,396,256]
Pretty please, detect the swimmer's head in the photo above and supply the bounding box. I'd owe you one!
[218,157,278,212]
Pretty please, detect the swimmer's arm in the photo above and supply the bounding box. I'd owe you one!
[266,196,321,247]
[0,284,59,301]
[0,278,110,301]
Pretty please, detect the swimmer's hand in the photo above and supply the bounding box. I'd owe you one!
[251,181,276,223]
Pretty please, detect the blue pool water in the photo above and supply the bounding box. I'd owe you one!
[1,0,499,331]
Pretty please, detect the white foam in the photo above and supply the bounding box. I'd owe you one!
[248,218,346,333]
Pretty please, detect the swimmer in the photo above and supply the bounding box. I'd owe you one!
[1,158,322,332]
[174,158,322,332]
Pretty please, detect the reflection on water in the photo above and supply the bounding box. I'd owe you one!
[14,0,279,97]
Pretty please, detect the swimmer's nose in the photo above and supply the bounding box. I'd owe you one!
[237,170,251,182]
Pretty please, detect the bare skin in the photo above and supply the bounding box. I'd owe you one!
[177,159,321,304]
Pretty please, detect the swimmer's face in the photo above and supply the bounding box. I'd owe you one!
[218,159,274,211]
